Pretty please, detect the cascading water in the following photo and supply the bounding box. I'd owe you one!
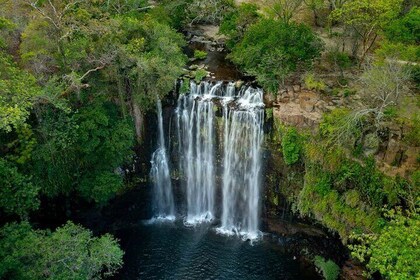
[176,81,265,238]
[176,82,219,225]
[150,100,175,220]
[219,87,264,240]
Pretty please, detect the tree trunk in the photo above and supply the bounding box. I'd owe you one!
[132,101,144,143]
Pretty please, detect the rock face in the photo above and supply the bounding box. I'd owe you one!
[270,86,325,128]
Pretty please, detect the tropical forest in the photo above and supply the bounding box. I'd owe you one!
[0,0,419,279]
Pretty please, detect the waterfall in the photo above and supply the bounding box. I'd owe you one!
[176,82,218,225]
[150,100,175,220]
[219,87,264,240]
[176,81,265,239]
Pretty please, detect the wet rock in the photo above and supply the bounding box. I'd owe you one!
[235,80,244,88]
[189,64,199,70]
[265,218,326,237]
[340,260,367,280]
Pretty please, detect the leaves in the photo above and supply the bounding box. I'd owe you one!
[230,19,323,92]
[0,221,124,280]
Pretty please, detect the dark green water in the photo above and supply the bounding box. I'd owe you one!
[115,220,320,280]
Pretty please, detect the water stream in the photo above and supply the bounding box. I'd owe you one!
[150,100,175,220]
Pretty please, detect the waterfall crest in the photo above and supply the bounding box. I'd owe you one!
[150,100,175,220]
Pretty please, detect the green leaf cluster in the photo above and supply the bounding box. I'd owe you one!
[349,209,420,279]
[0,221,124,280]
[230,19,323,92]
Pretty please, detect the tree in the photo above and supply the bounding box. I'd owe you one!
[262,0,304,24]
[219,3,260,49]
[32,98,134,204]
[185,0,235,25]
[359,60,412,124]
[0,52,40,132]
[331,0,403,66]
[0,158,40,218]
[230,19,323,92]
[384,7,420,45]
[0,221,124,280]
[304,0,326,26]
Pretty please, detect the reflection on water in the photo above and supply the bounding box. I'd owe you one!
[114,220,320,280]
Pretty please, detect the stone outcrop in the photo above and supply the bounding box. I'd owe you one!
[268,85,327,128]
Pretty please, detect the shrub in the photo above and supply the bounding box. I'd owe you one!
[281,127,303,165]
[326,50,352,78]
[194,50,207,60]
[304,72,326,92]
[314,256,340,280]
[194,68,208,83]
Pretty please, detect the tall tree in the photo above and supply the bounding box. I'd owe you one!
[331,0,403,66]
[262,0,304,24]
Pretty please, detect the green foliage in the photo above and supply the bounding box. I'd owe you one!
[314,256,340,280]
[281,127,303,165]
[325,50,353,78]
[119,16,187,107]
[384,7,420,45]
[319,108,364,149]
[304,72,326,92]
[194,50,208,60]
[185,0,235,25]
[230,19,323,92]
[219,3,260,49]
[404,113,420,146]
[331,0,403,64]
[32,99,134,204]
[0,52,40,132]
[298,168,382,241]
[194,68,208,83]
[349,209,420,279]
[0,221,124,280]
[0,158,40,218]
[262,0,304,24]
[179,78,191,95]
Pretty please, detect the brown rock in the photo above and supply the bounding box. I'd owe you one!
[340,260,367,280]
[384,139,401,165]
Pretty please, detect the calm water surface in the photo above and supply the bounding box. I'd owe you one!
[115,220,319,280]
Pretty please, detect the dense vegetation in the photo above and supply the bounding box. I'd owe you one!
[0,0,418,279]
[0,0,186,278]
